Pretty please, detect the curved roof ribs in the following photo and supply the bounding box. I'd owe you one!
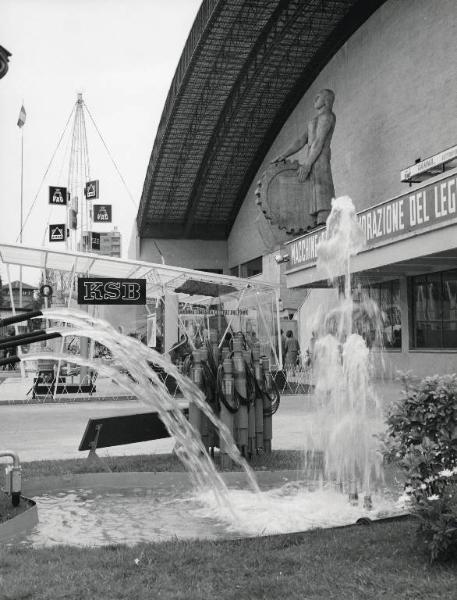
[137,0,386,239]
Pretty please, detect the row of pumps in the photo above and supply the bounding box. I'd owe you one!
[185,333,280,467]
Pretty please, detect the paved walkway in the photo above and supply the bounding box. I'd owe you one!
[0,380,404,463]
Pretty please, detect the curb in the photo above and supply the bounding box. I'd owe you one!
[0,393,187,406]
[0,395,138,406]
[0,496,38,543]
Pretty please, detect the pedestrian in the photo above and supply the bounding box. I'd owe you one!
[284,330,300,375]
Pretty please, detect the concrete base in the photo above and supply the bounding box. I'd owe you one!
[0,495,38,543]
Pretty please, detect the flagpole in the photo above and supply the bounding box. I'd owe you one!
[19,117,24,307]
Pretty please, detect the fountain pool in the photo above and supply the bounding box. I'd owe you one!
[11,471,405,547]
[4,195,408,547]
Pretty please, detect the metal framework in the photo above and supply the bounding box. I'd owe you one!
[137,0,386,240]
[0,242,276,300]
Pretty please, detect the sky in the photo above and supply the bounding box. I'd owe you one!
[0,0,201,285]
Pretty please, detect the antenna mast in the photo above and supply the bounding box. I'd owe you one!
[67,93,91,251]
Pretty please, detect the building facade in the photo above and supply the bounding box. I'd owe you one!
[82,228,122,258]
[133,0,457,377]
[274,0,457,376]
[1,280,37,310]
[98,228,122,258]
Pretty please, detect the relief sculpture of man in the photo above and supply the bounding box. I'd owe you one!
[272,89,336,227]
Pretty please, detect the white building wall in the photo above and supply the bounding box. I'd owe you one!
[139,238,228,273]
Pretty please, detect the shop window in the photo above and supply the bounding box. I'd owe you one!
[412,269,457,348]
[352,280,401,349]
[230,266,239,277]
[240,256,262,278]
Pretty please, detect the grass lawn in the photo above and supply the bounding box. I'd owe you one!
[20,449,308,479]
[2,518,457,599]
[2,451,452,599]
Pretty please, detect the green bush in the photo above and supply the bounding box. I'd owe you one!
[384,373,457,562]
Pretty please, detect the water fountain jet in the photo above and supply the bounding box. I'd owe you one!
[306,196,386,506]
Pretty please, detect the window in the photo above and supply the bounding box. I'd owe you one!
[352,279,401,348]
[412,270,457,348]
[230,266,239,277]
[240,256,262,278]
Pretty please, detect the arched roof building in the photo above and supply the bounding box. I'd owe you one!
[136,0,385,240]
[135,0,457,378]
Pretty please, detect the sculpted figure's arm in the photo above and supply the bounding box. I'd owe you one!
[271,129,308,164]
[297,113,334,182]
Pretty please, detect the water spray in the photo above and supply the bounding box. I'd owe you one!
[310,196,385,507]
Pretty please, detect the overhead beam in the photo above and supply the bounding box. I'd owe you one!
[141,222,227,240]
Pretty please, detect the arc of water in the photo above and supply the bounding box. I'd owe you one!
[27,308,261,503]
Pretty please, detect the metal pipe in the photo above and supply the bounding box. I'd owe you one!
[0,310,43,328]
[0,356,21,368]
[6,264,26,380]
[0,450,20,468]
[0,331,61,350]
[1,450,22,506]
[0,329,47,347]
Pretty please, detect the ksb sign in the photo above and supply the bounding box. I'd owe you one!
[287,172,457,269]
[77,278,146,305]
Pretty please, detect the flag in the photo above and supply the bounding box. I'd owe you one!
[17,105,26,128]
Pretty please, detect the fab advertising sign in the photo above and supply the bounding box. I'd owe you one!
[49,186,68,205]
[77,277,146,305]
[93,204,112,223]
[287,172,457,270]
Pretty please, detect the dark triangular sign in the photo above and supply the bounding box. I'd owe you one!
[85,180,99,199]
[49,224,66,242]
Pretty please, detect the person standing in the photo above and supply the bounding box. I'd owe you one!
[284,330,300,374]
